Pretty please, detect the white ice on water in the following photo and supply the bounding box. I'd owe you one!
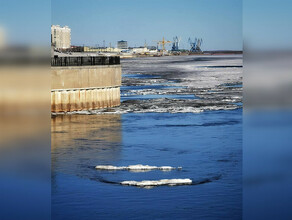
[120,178,192,187]
[95,164,182,171]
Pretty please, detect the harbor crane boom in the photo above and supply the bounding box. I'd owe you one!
[188,37,203,53]
[154,37,171,51]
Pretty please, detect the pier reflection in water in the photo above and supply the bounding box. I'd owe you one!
[52,110,242,220]
[51,114,122,177]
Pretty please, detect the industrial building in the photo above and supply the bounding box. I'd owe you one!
[117,40,128,49]
[83,46,121,53]
[51,25,71,49]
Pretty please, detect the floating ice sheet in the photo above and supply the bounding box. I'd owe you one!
[95,164,182,171]
[120,179,192,187]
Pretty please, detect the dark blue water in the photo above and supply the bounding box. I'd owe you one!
[121,85,184,91]
[52,109,242,219]
[123,74,161,79]
[224,84,242,88]
[52,56,242,219]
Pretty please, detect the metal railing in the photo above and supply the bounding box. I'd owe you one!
[51,56,120,66]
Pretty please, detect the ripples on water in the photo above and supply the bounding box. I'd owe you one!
[52,55,242,219]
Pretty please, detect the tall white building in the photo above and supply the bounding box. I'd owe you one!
[51,25,71,49]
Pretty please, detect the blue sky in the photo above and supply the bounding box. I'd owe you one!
[244,0,292,50]
[52,0,242,50]
[0,0,50,45]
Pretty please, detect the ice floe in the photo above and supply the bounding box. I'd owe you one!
[95,164,182,171]
[120,178,192,187]
[52,55,242,116]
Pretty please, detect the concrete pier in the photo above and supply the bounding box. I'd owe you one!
[51,61,121,112]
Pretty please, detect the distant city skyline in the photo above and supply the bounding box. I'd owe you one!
[52,0,242,51]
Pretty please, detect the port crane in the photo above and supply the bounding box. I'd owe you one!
[172,36,181,51]
[154,37,171,52]
[188,37,203,53]
[144,40,147,48]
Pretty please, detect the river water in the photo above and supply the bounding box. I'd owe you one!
[52,55,242,219]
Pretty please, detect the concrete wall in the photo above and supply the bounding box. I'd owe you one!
[51,65,121,112]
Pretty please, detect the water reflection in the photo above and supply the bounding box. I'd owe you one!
[51,114,122,177]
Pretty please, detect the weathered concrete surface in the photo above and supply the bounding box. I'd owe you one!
[51,65,121,112]
[51,65,121,90]
[51,87,120,112]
